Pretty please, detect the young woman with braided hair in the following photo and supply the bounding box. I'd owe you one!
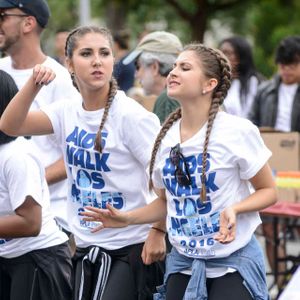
[80,43,277,300]
[0,25,165,300]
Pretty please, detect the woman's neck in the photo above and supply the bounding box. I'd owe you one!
[81,85,111,111]
[179,98,211,143]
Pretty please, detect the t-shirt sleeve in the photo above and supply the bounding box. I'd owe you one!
[41,100,66,144]
[235,123,271,180]
[4,154,44,211]
[123,109,161,168]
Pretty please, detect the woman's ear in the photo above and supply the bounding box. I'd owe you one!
[65,58,73,74]
[204,78,218,93]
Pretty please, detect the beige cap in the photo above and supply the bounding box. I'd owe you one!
[123,31,183,65]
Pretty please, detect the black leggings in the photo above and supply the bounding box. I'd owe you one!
[166,272,253,300]
[101,259,135,300]
[73,243,163,300]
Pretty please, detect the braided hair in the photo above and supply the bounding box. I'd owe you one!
[149,44,232,203]
[64,25,118,152]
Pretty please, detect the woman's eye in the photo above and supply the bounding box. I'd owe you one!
[81,51,90,57]
[100,50,110,56]
[182,67,190,71]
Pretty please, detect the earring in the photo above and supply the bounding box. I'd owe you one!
[71,72,75,78]
[202,90,206,95]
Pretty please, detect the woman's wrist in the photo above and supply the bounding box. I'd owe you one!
[151,226,166,235]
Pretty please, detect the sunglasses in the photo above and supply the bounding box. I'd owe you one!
[169,143,192,186]
[0,12,29,22]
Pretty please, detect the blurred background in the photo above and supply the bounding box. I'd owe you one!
[45,0,300,79]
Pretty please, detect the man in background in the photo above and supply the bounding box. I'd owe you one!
[249,35,300,290]
[123,31,182,124]
[113,29,135,93]
[0,0,80,233]
[53,28,69,66]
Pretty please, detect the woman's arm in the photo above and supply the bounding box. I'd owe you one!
[142,188,167,265]
[215,163,277,243]
[45,158,67,185]
[0,65,55,136]
[81,189,167,232]
[0,196,42,238]
[234,163,277,213]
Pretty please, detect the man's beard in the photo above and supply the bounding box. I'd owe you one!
[0,34,20,53]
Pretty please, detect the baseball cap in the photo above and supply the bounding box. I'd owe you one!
[0,0,50,28]
[123,31,183,65]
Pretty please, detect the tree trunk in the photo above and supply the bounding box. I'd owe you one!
[105,1,128,33]
[190,9,207,42]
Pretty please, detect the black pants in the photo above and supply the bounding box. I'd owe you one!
[166,271,253,300]
[0,242,73,300]
[73,243,164,300]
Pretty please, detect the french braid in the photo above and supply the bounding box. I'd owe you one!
[148,44,231,203]
[186,45,231,202]
[64,25,117,153]
[65,26,114,92]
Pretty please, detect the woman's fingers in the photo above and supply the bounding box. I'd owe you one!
[90,223,105,233]
[214,223,236,244]
[80,206,111,222]
[33,64,56,85]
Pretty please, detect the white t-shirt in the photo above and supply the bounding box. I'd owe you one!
[0,56,81,230]
[153,112,271,261]
[42,91,161,249]
[0,138,67,258]
[275,82,298,132]
[223,76,259,119]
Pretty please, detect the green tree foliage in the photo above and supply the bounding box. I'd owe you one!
[250,0,300,77]
[47,0,78,32]
[44,0,300,78]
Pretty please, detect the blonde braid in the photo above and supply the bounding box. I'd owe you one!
[199,46,232,203]
[149,108,182,190]
[200,98,219,202]
[94,77,118,152]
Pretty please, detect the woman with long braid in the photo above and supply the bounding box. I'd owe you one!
[0,26,165,300]
[80,43,277,300]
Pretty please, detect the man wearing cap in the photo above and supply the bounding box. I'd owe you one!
[0,1,80,233]
[124,31,182,124]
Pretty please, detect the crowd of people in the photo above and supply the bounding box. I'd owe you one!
[0,0,299,299]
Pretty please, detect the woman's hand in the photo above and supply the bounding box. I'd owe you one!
[32,64,56,86]
[80,203,130,233]
[142,227,166,265]
[214,206,236,244]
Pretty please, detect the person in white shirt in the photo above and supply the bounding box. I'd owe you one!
[0,0,80,232]
[81,43,278,300]
[219,36,264,119]
[249,35,300,289]
[0,70,72,300]
[0,25,165,300]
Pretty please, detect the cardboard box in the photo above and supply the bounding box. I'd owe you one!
[260,132,300,171]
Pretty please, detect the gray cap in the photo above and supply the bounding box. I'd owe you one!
[123,31,182,65]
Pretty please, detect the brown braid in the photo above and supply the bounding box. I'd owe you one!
[64,26,114,92]
[149,107,182,190]
[183,44,231,202]
[93,77,118,152]
[64,25,117,153]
